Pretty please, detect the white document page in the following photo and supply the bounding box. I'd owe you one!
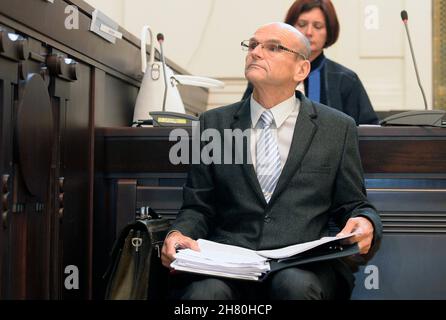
[194,239,268,264]
[171,261,261,281]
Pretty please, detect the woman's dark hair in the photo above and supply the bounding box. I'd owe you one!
[284,0,340,48]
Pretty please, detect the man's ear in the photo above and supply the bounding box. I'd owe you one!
[293,60,311,83]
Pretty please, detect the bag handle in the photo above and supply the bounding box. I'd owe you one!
[137,206,161,220]
[140,25,156,73]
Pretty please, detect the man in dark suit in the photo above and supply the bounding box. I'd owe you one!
[161,22,382,300]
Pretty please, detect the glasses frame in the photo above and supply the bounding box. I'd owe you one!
[241,40,308,60]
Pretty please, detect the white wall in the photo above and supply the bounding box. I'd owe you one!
[118,0,292,77]
[330,0,432,110]
[85,0,124,25]
[84,0,433,111]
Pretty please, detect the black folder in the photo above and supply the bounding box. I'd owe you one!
[262,242,359,280]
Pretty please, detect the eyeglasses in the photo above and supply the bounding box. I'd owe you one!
[241,40,307,60]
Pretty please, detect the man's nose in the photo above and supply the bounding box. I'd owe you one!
[250,44,264,58]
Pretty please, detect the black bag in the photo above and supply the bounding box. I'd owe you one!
[104,208,170,300]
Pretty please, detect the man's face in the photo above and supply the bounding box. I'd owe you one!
[244,25,303,88]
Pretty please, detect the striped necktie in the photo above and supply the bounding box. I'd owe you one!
[256,110,281,203]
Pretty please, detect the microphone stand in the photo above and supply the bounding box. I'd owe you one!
[402,17,428,110]
[157,34,169,112]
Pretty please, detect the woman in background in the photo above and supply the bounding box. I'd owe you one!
[242,0,379,125]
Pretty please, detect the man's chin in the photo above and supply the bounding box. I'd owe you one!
[245,70,265,83]
[245,76,262,85]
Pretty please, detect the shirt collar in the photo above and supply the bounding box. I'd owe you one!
[250,94,298,129]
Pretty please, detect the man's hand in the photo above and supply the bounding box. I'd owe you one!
[161,231,200,268]
[337,217,374,255]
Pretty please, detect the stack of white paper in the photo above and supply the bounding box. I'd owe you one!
[171,239,270,281]
[171,233,356,281]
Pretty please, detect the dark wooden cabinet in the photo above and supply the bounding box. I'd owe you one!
[0,28,21,299]
[0,0,147,299]
[0,27,90,299]
[0,0,205,299]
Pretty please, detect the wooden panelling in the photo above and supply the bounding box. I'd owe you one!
[0,38,21,298]
[1,0,196,80]
[0,0,209,300]
[95,74,138,127]
[0,0,141,80]
[97,127,190,174]
[360,140,446,173]
[1,1,94,299]
[359,127,446,174]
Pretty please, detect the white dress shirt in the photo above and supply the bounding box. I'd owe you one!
[250,94,300,172]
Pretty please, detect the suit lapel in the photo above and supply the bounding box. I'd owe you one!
[324,60,342,112]
[230,99,267,206]
[268,93,318,205]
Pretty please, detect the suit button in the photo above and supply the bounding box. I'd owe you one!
[264,215,271,223]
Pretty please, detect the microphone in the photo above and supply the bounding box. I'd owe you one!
[400,10,408,22]
[157,33,168,112]
[400,10,428,110]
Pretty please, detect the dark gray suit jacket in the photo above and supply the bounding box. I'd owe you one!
[171,92,382,291]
